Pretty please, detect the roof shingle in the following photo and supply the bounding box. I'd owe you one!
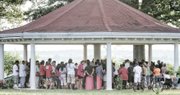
[1,0,180,33]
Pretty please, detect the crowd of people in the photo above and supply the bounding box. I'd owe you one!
[118,59,179,91]
[12,58,180,90]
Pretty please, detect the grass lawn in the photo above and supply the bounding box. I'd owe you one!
[1,89,180,95]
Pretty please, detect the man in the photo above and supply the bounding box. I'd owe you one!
[145,62,152,88]
[66,59,76,89]
[133,63,142,91]
[19,60,26,88]
[153,65,161,83]
[39,60,45,88]
[128,62,134,88]
[36,61,40,88]
[13,60,19,89]
[119,64,128,89]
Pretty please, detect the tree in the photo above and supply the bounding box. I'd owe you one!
[24,0,73,20]
[142,0,180,27]
[0,0,24,31]
[166,64,174,75]
[4,52,20,75]
[120,0,180,27]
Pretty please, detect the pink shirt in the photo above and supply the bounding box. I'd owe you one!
[45,65,52,78]
[77,64,84,77]
[40,65,45,76]
[56,69,61,76]
[119,67,128,80]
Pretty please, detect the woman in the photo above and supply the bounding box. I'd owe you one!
[59,62,67,89]
[77,61,85,89]
[96,62,103,90]
[45,61,53,89]
[85,60,94,90]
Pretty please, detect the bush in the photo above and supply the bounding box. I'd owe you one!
[166,64,174,75]
[115,76,122,90]
[4,52,20,75]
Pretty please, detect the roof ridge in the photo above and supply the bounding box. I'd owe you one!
[27,0,84,32]
[98,0,112,32]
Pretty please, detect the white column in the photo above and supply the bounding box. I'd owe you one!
[94,44,101,61]
[30,43,36,89]
[23,44,28,61]
[106,42,112,90]
[83,44,87,60]
[0,44,4,81]
[148,44,152,64]
[174,43,179,73]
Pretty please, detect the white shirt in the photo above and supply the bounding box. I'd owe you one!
[60,68,66,77]
[164,74,171,79]
[125,62,130,69]
[133,65,142,77]
[13,64,19,76]
[52,65,56,73]
[66,63,75,75]
[19,64,26,77]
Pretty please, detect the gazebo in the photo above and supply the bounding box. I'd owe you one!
[0,0,180,90]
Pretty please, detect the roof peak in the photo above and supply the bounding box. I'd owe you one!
[1,0,180,33]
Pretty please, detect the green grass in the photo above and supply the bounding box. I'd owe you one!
[0,89,180,95]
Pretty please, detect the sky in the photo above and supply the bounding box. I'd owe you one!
[4,44,174,51]
[4,44,178,65]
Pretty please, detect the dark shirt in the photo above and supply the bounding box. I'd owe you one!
[85,65,93,75]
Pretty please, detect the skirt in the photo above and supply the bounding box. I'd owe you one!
[96,76,102,90]
[85,76,94,90]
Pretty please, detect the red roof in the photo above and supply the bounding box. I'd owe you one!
[1,0,180,33]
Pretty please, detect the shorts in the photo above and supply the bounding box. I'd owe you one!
[67,74,75,84]
[134,76,141,83]
[60,75,67,86]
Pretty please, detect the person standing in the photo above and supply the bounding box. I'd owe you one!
[39,60,45,88]
[118,64,128,89]
[145,62,152,88]
[77,61,85,89]
[161,64,167,77]
[128,62,134,88]
[51,61,56,88]
[153,65,161,83]
[66,59,76,89]
[25,61,30,88]
[85,60,94,90]
[59,62,67,89]
[141,63,147,88]
[35,61,40,88]
[96,62,103,90]
[133,63,142,91]
[19,60,26,88]
[13,60,19,89]
[45,61,53,89]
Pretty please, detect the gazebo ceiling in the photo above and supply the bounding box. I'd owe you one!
[1,0,180,33]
